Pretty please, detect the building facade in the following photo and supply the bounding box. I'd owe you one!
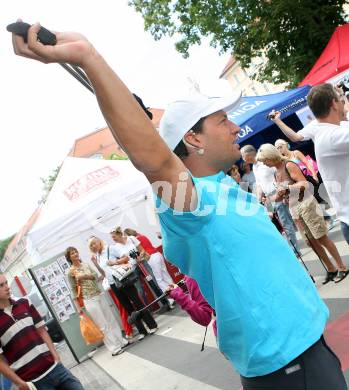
[68,109,164,159]
[219,56,285,96]
[1,208,41,281]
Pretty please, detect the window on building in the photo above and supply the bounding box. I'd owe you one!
[251,86,258,96]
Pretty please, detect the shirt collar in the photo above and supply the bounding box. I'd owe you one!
[192,170,226,182]
[0,298,16,311]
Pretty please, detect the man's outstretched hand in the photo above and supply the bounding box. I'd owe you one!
[12,22,96,67]
[268,110,281,122]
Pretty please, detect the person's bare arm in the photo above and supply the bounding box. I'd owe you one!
[76,274,95,281]
[294,150,318,181]
[91,255,106,278]
[270,111,304,142]
[255,184,265,203]
[36,326,60,362]
[285,162,308,193]
[0,355,29,390]
[12,24,195,211]
[107,256,129,266]
[137,245,150,261]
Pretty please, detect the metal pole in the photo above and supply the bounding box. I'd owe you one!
[288,239,316,283]
[59,64,94,94]
[303,233,328,272]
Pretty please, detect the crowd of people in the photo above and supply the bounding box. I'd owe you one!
[4,24,349,390]
[233,138,348,283]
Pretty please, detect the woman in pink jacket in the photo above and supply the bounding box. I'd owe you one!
[167,276,217,337]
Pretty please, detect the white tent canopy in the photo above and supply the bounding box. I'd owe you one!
[28,157,160,264]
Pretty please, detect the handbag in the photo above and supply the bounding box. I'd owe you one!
[298,155,318,177]
[107,246,139,289]
[79,312,104,345]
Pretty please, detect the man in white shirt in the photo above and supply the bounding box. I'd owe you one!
[270,84,349,260]
[241,145,299,251]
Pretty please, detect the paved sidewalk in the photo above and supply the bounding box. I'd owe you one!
[59,342,123,389]
[86,221,349,389]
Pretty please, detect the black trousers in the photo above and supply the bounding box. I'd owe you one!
[110,283,157,335]
[135,266,170,307]
[241,336,347,390]
[147,278,171,306]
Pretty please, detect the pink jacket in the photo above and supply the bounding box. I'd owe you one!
[170,276,217,336]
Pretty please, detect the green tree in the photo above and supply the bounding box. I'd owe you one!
[0,235,15,261]
[40,166,61,203]
[129,0,347,86]
[105,153,129,160]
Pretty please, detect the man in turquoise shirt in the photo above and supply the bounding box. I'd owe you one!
[11,24,347,390]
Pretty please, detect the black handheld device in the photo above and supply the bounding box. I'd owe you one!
[7,21,57,45]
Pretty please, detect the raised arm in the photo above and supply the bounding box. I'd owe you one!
[137,244,150,261]
[12,24,194,210]
[270,111,304,142]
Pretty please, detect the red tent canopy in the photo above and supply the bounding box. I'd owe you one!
[299,23,349,86]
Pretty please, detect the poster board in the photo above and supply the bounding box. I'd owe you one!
[29,253,96,361]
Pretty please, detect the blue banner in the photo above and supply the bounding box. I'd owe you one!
[227,85,311,143]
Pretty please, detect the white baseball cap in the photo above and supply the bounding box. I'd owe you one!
[159,92,242,151]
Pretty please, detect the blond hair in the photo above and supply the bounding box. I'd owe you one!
[256,143,287,162]
[87,236,104,253]
[110,226,123,235]
[124,228,138,236]
[274,139,288,148]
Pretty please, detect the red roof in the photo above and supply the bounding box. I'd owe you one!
[68,127,127,159]
[299,23,349,86]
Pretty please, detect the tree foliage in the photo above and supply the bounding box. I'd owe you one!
[129,0,347,86]
[105,153,129,161]
[0,235,15,261]
[40,166,61,203]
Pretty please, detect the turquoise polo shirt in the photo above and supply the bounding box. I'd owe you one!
[156,171,328,377]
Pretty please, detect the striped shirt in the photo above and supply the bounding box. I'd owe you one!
[0,298,55,381]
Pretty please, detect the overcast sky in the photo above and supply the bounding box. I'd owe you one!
[1,0,233,239]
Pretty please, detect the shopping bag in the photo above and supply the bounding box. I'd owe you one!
[79,313,104,345]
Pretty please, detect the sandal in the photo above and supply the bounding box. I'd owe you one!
[334,270,349,284]
[322,271,338,285]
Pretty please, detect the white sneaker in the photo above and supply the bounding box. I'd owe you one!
[137,333,146,340]
[112,348,124,356]
[87,348,97,358]
[149,327,158,335]
[123,337,134,345]
[168,298,176,309]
